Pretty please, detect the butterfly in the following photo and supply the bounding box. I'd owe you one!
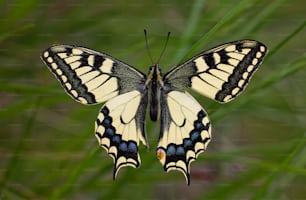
[41,36,267,185]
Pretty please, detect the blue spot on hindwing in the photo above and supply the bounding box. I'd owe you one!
[191,130,200,142]
[127,141,137,153]
[112,135,121,144]
[176,146,185,156]
[119,142,127,151]
[167,145,176,156]
[183,139,193,149]
[105,127,115,137]
[102,116,112,127]
[194,120,204,130]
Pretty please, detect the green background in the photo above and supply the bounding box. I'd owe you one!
[1,0,305,199]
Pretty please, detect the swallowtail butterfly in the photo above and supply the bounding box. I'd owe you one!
[41,35,267,185]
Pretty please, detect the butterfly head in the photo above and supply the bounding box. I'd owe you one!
[147,65,163,84]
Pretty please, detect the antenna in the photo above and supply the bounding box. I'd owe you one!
[144,30,171,64]
[157,31,171,64]
[144,29,154,64]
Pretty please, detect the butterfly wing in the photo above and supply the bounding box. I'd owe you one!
[164,40,267,103]
[95,89,148,178]
[158,40,267,184]
[157,90,211,185]
[41,45,148,178]
[41,45,146,104]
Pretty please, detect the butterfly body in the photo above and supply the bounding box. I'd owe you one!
[146,65,163,121]
[41,39,267,185]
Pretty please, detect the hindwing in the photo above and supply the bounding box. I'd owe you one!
[95,90,148,178]
[164,40,267,103]
[41,45,145,104]
[157,91,211,185]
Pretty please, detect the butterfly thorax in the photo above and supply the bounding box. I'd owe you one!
[146,65,163,121]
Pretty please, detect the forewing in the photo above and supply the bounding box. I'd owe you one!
[41,45,145,104]
[157,91,211,185]
[95,90,148,178]
[164,40,267,103]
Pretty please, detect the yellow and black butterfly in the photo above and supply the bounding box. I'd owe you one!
[41,34,267,185]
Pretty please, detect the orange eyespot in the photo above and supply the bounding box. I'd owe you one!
[156,148,165,160]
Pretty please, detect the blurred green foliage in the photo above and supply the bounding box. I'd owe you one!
[0,0,305,199]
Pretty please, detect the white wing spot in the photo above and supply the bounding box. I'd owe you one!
[56,69,63,75]
[242,72,249,79]
[65,83,72,90]
[51,63,57,69]
[78,97,88,104]
[238,79,245,87]
[223,95,232,102]
[61,75,67,82]
[202,116,210,125]
[260,46,266,52]
[256,52,262,58]
[43,51,49,58]
[71,90,78,97]
[252,58,258,65]
[47,57,53,63]
[247,65,254,72]
[232,87,240,95]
